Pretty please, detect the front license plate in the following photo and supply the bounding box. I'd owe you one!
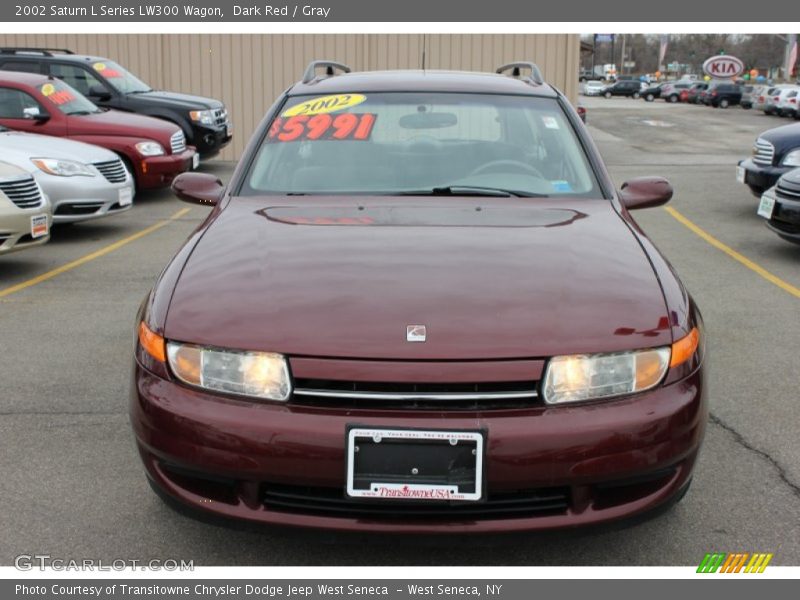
[736,165,746,184]
[30,214,48,238]
[346,427,484,502]
[191,153,200,170]
[118,187,133,207]
[758,192,776,219]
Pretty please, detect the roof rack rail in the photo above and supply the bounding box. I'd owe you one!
[496,62,544,85]
[302,60,351,84]
[0,47,74,56]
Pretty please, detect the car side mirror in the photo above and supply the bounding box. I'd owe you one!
[172,172,224,206]
[619,177,673,210]
[88,85,112,101]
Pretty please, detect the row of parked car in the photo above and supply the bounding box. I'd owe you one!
[0,47,232,257]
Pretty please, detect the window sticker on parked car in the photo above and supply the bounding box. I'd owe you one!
[267,113,377,143]
[40,83,75,105]
[551,180,573,192]
[542,116,560,129]
[92,62,122,77]
[282,93,368,117]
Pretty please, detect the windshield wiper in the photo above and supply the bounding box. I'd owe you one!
[396,186,548,198]
[126,89,154,94]
[65,110,99,116]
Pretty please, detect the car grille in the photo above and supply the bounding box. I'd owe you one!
[291,378,540,410]
[0,176,43,209]
[92,158,127,183]
[776,182,800,200]
[170,130,186,154]
[753,138,775,166]
[213,107,228,127]
[261,482,570,520]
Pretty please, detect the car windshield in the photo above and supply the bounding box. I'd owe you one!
[38,79,101,116]
[90,60,152,94]
[241,92,601,198]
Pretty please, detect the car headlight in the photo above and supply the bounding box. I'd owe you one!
[781,149,800,167]
[166,341,292,401]
[543,347,671,405]
[189,109,215,126]
[31,158,95,177]
[135,141,165,156]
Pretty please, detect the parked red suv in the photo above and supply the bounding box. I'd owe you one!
[0,71,197,189]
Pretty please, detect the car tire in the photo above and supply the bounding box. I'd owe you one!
[645,93,654,102]
[604,91,612,99]
[719,98,729,108]
[633,92,641,99]
[668,95,678,103]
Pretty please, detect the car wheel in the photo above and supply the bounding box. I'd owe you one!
[668,95,678,103]
[633,92,641,99]
[720,99,729,108]
[604,91,612,99]
[645,93,654,102]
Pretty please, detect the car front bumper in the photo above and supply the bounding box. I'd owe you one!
[738,158,791,197]
[131,361,707,534]
[37,175,135,224]
[137,149,197,190]
[191,123,232,158]
[766,194,800,244]
[0,202,50,255]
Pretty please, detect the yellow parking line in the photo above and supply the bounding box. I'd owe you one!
[664,205,800,299]
[0,207,192,299]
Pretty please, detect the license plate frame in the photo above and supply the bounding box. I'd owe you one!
[758,192,776,219]
[345,426,485,502]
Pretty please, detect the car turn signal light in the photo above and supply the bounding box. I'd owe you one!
[670,327,699,368]
[138,321,166,363]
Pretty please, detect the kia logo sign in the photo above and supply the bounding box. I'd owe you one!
[703,55,745,78]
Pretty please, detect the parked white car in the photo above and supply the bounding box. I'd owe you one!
[582,80,607,96]
[0,126,134,223]
[763,85,798,116]
[0,160,51,256]
[772,86,800,117]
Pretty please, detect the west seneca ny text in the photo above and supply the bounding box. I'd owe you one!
[14,4,333,19]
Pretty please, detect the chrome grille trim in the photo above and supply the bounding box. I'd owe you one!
[213,107,228,126]
[293,389,539,401]
[776,184,800,200]
[753,138,775,166]
[170,130,186,154]
[92,158,127,183]
[0,176,43,209]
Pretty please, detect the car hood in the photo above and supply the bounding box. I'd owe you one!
[165,197,672,360]
[66,109,180,147]
[0,131,117,164]
[127,90,223,111]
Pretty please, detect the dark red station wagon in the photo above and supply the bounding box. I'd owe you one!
[0,71,197,189]
[131,61,707,533]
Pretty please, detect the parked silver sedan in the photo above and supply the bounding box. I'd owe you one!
[0,126,134,223]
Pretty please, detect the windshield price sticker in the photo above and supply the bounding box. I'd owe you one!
[40,84,74,105]
[282,94,367,117]
[93,62,122,78]
[268,113,377,143]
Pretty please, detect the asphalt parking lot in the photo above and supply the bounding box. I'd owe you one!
[1,97,799,567]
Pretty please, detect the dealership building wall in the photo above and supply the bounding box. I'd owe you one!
[0,34,580,161]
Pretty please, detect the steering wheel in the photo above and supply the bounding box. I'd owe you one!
[470,159,545,179]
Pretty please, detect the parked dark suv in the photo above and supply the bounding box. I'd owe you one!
[708,83,742,108]
[0,47,232,158]
[603,80,642,98]
[737,122,800,197]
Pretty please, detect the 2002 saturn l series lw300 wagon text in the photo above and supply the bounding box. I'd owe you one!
[131,61,707,534]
